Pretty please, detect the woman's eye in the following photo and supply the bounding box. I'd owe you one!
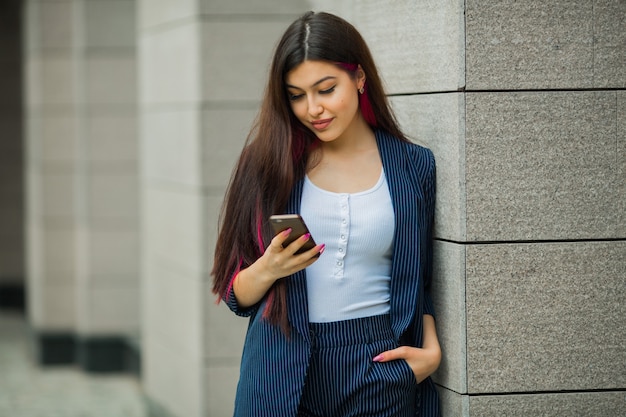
[289,93,304,101]
[319,86,336,95]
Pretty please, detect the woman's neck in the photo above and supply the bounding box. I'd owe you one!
[320,116,376,156]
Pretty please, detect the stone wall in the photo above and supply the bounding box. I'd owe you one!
[356,0,625,415]
[17,0,624,416]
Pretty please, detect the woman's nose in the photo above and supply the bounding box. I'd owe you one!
[307,97,323,117]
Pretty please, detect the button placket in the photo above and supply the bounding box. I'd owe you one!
[335,194,349,278]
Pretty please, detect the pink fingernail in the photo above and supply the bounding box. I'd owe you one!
[372,354,383,362]
[319,244,326,254]
[282,228,292,236]
[303,233,310,240]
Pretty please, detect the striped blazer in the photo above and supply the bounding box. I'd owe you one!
[225,129,440,417]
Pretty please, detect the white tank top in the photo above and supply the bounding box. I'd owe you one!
[300,170,395,323]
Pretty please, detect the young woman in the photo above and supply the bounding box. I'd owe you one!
[212,11,441,417]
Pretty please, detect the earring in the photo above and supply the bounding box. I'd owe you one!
[358,86,365,94]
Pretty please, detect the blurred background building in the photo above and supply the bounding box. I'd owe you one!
[0,0,624,416]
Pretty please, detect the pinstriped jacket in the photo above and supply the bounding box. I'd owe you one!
[225,129,440,417]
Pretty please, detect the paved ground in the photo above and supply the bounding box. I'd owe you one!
[0,312,148,417]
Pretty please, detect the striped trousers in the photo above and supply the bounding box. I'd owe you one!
[297,314,417,417]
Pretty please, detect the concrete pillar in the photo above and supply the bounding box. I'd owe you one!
[24,0,139,372]
[354,0,625,415]
[0,0,25,311]
[24,0,82,361]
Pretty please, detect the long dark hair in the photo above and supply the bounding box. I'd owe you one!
[212,11,408,334]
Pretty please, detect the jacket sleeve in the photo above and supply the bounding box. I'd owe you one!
[422,147,437,318]
[222,263,261,318]
[407,144,437,319]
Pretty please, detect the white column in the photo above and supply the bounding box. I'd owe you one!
[24,0,139,371]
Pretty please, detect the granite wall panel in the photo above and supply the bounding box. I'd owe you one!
[618,91,625,190]
[466,0,594,90]
[466,241,626,393]
[83,0,135,48]
[465,91,624,242]
[390,93,466,241]
[467,0,625,90]
[469,391,626,417]
[141,109,202,186]
[202,108,257,189]
[201,21,291,102]
[437,387,468,417]
[591,0,626,88]
[140,24,202,105]
[431,241,467,394]
[143,187,206,275]
[353,0,465,94]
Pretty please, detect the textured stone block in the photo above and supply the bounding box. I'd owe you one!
[593,0,626,88]
[142,262,203,360]
[42,228,77,277]
[85,55,137,104]
[37,115,77,162]
[88,172,138,219]
[83,0,136,48]
[354,0,465,94]
[143,187,206,274]
[81,287,140,334]
[466,1,594,90]
[469,391,626,417]
[201,21,290,102]
[140,23,201,104]
[465,91,624,241]
[466,241,626,393]
[41,172,76,218]
[141,108,202,186]
[29,55,76,106]
[202,108,257,188]
[431,241,467,394]
[88,229,139,278]
[28,0,74,50]
[86,114,138,162]
[390,94,466,241]
[438,387,467,417]
[36,283,77,330]
[616,91,626,176]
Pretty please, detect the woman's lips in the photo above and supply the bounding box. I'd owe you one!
[311,118,333,130]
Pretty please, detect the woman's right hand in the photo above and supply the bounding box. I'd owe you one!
[232,229,324,308]
[257,228,324,282]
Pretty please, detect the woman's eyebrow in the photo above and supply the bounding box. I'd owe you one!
[286,76,337,90]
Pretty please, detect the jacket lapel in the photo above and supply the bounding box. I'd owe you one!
[285,179,311,343]
[376,130,424,341]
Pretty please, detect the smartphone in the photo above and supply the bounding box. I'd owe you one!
[269,214,318,255]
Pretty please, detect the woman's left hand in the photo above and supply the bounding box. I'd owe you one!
[372,314,441,383]
[372,344,441,384]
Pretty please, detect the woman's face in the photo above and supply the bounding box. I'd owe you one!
[285,60,365,143]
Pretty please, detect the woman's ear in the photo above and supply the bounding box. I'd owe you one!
[356,64,366,90]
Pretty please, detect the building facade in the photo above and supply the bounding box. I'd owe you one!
[1,0,624,416]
